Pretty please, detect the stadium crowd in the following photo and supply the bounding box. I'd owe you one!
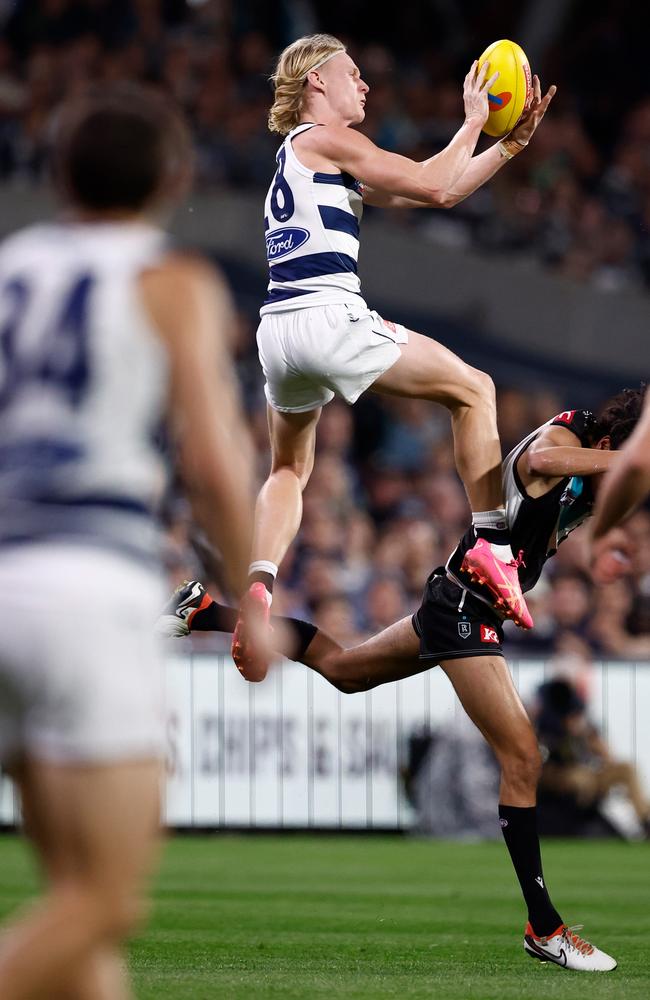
[2,0,650,292]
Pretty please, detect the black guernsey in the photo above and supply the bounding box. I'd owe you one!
[446,409,596,603]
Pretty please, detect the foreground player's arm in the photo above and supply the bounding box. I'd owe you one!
[364,76,556,209]
[314,62,496,206]
[139,255,254,596]
[590,393,650,540]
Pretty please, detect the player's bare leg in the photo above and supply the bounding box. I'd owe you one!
[11,760,134,1000]
[373,331,532,628]
[232,405,321,680]
[0,758,161,1000]
[303,616,424,692]
[265,612,427,694]
[440,654,616,970]
[373,332,501,512]
[166,582,423,691]
[253,405,322,569]
[440,655,541,805]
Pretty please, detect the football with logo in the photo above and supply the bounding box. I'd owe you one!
[477,39,533,137]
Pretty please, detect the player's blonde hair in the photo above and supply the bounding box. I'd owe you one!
[268,34,347,135]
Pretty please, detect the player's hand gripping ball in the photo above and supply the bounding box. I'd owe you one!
[477,39,533,137]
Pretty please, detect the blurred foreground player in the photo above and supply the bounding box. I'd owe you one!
[590,384,650,576]
[233,33,558,676]
[163,391,646,971]
[0,86,254,999]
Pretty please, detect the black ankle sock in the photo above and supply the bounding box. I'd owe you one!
[191,600,317,660]
[498,804,563,937]
[281,616,319,660]
[191,602,239,632]
[249,570,276,594]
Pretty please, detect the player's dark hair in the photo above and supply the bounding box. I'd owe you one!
[594,385,646,450]
[52,84,192,212]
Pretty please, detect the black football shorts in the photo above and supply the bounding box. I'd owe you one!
[412,571,505,662]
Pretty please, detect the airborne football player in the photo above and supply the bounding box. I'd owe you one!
[231,33,557,679]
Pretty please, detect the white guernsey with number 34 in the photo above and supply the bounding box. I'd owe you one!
[0,221,168,561]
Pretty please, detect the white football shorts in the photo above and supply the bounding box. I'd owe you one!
[257,302,409,413]
[0,543,166,766]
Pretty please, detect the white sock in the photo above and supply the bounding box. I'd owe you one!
[485,541,514,563]
[248,560,278,606]
[471,509,513,562]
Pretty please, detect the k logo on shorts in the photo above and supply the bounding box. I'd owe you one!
[480,624,499,644]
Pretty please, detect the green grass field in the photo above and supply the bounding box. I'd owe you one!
[0,833,648,998]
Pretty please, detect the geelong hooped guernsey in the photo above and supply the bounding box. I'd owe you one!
[260,123,366,314]
[0,221,170,566]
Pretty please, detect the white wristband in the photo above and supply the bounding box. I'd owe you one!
[497,141,515,160]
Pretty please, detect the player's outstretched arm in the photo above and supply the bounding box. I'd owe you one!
[316,61,496,207]
[363,75,556,209]
[441,75,557,208]
[590,393,650,540]
[522,424,617,482]
[139,255,255,597]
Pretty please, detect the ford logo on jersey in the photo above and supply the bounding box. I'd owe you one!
[266,227,310,260]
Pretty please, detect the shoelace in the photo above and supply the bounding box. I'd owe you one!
[563,924,595,956]
[508,549,526,571]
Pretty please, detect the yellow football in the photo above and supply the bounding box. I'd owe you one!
[477,39,533,137]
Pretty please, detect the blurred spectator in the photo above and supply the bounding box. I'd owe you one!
[311,594,364,647]
[404,715,501,840]
[547,572,594,648]
[534,678,650,838]
[624,511,650,633]
[361,575,408,632]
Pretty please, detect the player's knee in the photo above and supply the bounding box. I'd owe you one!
[501,744,542,792]
[321,657,366,694]
[451,364,496,412]
[297,449,316,488]
[334,676,365,694]
[468,367,496,408]
[49,881,147,946]
[270,453,314,490]
[97,888,149,942]
[328,671,365,694]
